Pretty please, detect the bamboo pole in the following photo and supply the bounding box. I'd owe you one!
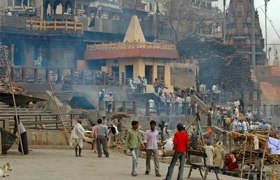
[247,139,254,179]
[260,128,271,180]
[48,78,69,144]
[240,135,248,178]
[3,47,24,155]
[196,113,205,146]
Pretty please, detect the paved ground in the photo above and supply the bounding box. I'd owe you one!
[0,148,242,180]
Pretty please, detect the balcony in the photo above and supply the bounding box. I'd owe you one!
[26,20,83,33]
[0,15,83,34]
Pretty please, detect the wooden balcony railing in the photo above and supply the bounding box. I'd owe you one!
[26,20,83,33]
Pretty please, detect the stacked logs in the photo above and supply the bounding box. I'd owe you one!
[0,44,28,95]
[232,130,280,165]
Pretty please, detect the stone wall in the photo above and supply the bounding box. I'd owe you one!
[27,129,68,145]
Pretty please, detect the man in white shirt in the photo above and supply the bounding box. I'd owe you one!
[246,110,253,120]
[144,120,161,177]
[70,119,85,156]
[142,76,147,93]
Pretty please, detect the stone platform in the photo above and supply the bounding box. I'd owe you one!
[0,148,242,180]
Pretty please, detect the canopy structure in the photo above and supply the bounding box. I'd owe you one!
[0,92,46,106]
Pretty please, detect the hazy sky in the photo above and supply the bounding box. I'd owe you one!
[213,0,280,57]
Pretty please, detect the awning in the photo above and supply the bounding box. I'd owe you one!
[0,93,46,106]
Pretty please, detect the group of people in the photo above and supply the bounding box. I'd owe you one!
[156,92,197,116]
[125,120,189,180]
[207,103,271,134]
[70,118,190,180]
[128,76,147,93]
[70,118,110,157]
[98,89,114,112]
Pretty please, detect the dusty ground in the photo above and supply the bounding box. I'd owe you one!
[0,147,243,180]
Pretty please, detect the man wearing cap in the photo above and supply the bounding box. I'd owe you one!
[213,141,225,169]
[70,119,85,157]
[164,123,189,180]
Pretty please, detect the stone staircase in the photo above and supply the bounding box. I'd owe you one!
[190,94,209,113]
[53,91,74,105]
[0,102,71,131]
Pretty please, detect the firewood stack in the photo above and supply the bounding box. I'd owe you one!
[110,113,131,120]
[0,44,28,95]
[0,44,8,68]
[232,130,280,165]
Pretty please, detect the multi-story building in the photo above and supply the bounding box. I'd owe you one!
[225,0,266,65]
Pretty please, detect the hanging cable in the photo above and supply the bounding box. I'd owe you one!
[258,7,280,40]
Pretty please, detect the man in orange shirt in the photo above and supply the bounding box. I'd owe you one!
[164,123,189,180]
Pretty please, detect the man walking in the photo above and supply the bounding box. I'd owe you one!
[164,123,189,180]
[94,119,109,158]
[70,119,85,157]
[144,120,161,177]
[124,121,144,177]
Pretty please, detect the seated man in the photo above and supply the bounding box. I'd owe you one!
[227,153,238,171]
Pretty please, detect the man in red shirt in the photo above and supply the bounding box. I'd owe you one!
[164,123,189,180]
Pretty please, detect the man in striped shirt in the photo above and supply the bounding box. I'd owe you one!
[144,120,161,177]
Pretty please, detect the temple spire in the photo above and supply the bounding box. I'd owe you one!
[123,15,146,42]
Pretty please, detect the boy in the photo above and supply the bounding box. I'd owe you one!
[164,123,189,180]
[144,120,161,177]
[124,121,144,176]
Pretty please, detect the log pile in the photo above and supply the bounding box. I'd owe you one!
[111,113,131,120]
[0,45,8,67]
[232,130,280,165]
[0,44,28,95]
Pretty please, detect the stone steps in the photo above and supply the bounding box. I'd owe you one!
[54,91,74,104]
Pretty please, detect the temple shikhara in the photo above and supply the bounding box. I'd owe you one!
[82,15,178,92]
[225,0,266,65]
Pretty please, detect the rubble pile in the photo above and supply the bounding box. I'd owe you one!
[0,44,28,95]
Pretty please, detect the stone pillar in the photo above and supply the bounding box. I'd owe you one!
[263,104,266,117]
[182,102,187,115]
[133,101,136,115]
[10,44,15,66]
[34,68,38,83]
[175,102,179,115]
[122,101,127,113]
[146,102,150,116]
[112,101,116,113]
[152,63,157,82]
[167,102,171,116]
[164,62,171,89]
[23,41,35,67]
[133,58,145,78]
